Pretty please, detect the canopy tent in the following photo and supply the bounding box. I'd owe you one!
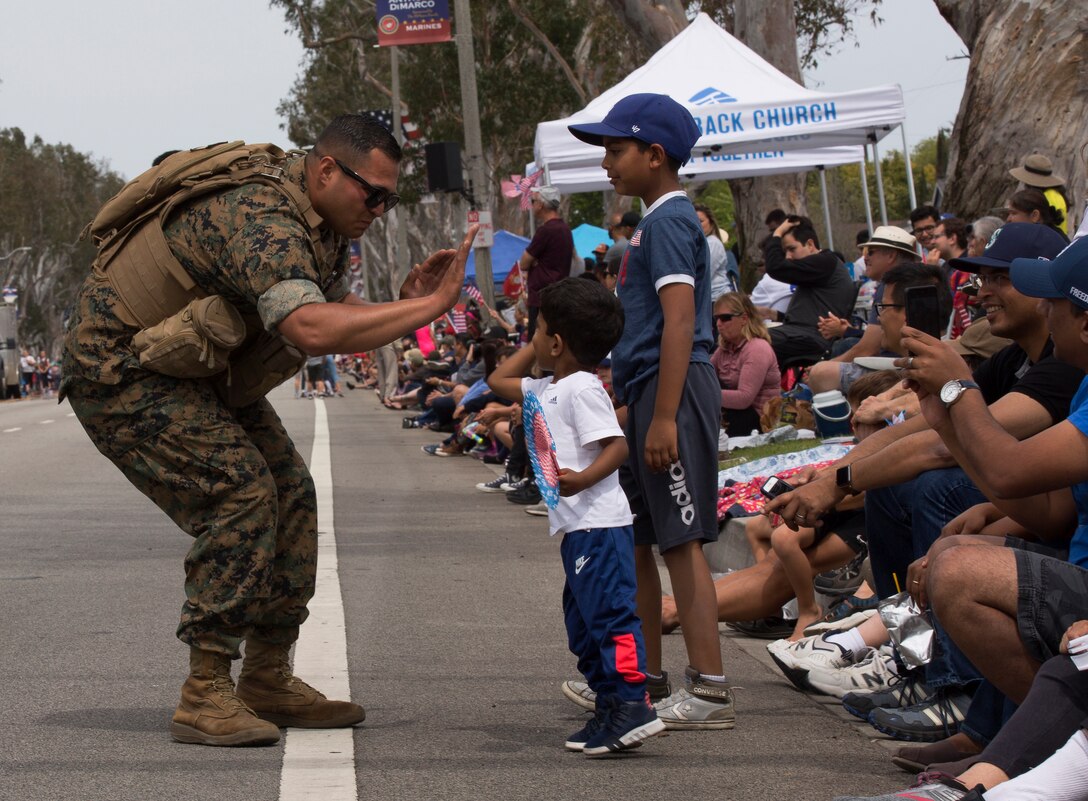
[466,229,529,285]
[571,223,612,259]
[532,13,915,240]
[535,13,905,170]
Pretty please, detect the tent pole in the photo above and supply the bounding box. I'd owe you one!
[859,158,874,234]
[872,141,889,226]
[900,123,918,211]
[817,167,834,251]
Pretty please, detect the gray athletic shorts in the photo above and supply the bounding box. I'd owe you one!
[619,362,720,553]
[1014,546,1088,664]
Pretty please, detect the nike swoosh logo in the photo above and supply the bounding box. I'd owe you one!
[574,556,591,575]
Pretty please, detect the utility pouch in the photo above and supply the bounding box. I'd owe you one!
[212,330,306,407]
[132,295,246,378]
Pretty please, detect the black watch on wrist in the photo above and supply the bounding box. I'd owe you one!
[836,464,858,496]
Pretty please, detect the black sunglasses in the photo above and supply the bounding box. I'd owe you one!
[334,158,400,211]
[874,302,905,313]
[714,313,738,323]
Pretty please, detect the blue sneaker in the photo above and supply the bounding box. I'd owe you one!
[564,713,603,752]
[582,695,665,756]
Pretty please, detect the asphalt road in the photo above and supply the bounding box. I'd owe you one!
[1,387,908,801]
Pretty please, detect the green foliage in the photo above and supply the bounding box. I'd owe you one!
[804,134,942,250]
[693,180,738,242]
[0,128,124,352]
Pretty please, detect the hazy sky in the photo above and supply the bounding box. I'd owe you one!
[0,0,967,182]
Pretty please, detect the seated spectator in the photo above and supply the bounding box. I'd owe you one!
[695,203,739,299]
[1004,188,1069,242]
[967,216,1005,258]
[808,226,921,393]
[711,292,780,437]
[1010,152,1070,235]
[762,222,1081,743]
[762,216,857,368]
[926,217,974,337]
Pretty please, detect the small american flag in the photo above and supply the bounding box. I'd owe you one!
[463,281,484,304]
[629,228,643,247]
[448,309,467,332]
[519,170,543,210]
[361,109,421,143]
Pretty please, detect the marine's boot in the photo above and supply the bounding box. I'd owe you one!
[236,639,365,728]
[170,648,282,746]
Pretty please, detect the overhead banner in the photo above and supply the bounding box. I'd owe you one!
[376,0,451,47]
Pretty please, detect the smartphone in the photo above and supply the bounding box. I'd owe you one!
[905,284,943,339]
[760,476,794,500]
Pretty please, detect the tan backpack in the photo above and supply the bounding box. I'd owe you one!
[82,141,326,405]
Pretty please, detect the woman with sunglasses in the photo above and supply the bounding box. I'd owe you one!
[710,292,781,437]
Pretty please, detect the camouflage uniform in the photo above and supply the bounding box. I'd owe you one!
[62,158,348,658]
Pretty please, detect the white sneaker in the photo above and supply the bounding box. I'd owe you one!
[561,680,597,711]
[476,473,514,493]
[805,647,899,698]
[524,502,549,517]
[653,687,735,730]
[767,634,855,692]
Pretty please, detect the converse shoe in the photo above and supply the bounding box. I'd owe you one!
[583,695,665,756]
[500,476,528,492]
[842,673,932,720]
[868,689,973,742]
[767,634,854,691]
[506,482,541,505]
[561,672,672,711]
[476,473,515,493]
[653,667,735,730]
[805,647,900,698]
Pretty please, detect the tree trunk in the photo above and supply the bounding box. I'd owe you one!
[935,0,1087,225]
[729,0,809,285]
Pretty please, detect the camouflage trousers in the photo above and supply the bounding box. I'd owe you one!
[67,371,317,658]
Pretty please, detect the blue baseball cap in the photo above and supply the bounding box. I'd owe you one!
[947,222,1069,273]
[568,93,701,166]
[1011,235,1088,310]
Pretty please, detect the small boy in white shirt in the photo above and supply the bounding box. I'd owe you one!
[488,277,663,756]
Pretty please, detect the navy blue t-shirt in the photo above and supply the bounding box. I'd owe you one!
[611,193,713,406]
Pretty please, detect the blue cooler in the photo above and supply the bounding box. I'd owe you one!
[812,390,853,439]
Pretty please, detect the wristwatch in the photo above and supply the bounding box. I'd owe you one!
[836,464,859,496]
[939,379,981,407]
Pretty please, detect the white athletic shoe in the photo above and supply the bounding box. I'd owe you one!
[767,634,855,692]
[805,647,900,698]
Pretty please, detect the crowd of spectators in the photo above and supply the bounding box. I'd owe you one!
[344,148,1085,796]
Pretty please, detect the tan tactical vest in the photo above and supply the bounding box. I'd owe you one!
[83,141,328,406]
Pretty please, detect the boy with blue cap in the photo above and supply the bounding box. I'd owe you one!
[563,93,736,730]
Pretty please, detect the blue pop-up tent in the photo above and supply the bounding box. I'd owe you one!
[571,223,611,259]
[466,229,530,286]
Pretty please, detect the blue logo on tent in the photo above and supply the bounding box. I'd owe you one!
[689,87,737,106]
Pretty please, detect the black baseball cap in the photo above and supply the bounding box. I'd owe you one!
[947,222,1068,273]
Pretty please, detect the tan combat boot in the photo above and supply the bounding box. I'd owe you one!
[170,648,282,746]
[236,639,365,728]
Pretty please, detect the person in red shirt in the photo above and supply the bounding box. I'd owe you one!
[519,185,574,339]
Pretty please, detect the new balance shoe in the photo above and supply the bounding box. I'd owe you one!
[476,473,515,493]
[805,647,899,698]
[582,695,664,756]
[842,674,932,720]
[561,672,672,711]
[767,634,854,692]
[868,689,973,742]
[833,771,980,801]
[653,667,735,730]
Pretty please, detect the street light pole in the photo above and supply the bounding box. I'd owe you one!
[453,0,495,309]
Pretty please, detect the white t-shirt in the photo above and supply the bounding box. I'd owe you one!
[521,371,634,536]
[750,273,794,314]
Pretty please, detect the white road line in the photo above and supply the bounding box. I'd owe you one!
[3,427,21,433]
[279,399,357,801]
[67,412,76,417]
[40,419,55,425]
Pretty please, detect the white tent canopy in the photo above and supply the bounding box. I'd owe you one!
[533,13,905,173]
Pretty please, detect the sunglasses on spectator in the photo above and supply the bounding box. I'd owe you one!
[714,313,739,323]
[333,158,401,211]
